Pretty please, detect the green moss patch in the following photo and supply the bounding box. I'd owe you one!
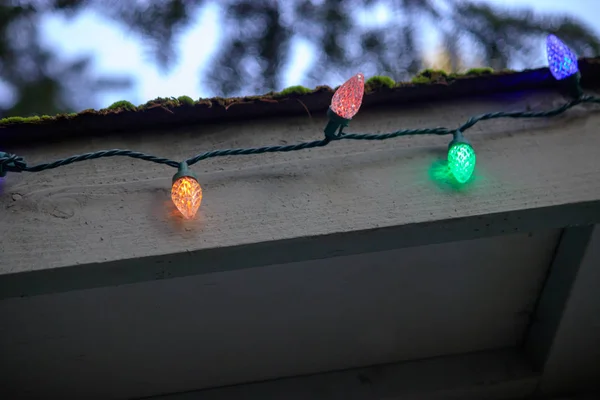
[0,116,42,124]
[274,85,312,98]
[365,76,395,91]
[177,95,195,106]
[0,113,80,125]
[464,67,494,76]
[144,97,180,108]
[107,100,137,112]
[411,69,450,84]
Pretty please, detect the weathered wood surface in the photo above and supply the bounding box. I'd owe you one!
[1,90,600,296]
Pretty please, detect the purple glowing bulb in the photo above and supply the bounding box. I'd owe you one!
[546,34,579,81]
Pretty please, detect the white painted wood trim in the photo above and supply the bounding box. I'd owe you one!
[1,91,600,298]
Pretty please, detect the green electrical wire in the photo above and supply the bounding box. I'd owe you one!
[1,95,599,178]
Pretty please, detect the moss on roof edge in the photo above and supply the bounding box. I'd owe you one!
[1,57,599,145]
[0,67,521,126]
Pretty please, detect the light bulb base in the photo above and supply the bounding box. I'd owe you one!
[0,152,9,177]
[324,107,351,139]
[0,151,24,177]
[172,162,197,184]
[563,71,583,98]
[448,130,470,150]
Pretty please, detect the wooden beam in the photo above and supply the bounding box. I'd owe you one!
[533,225,600,396]
[1,91,600,298]
[0,202,592,300]
[0,232,553,399]
[146,349,539,400]
[525,225,595,370]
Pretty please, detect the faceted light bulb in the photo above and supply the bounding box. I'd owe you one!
[171,176,203,219]
[448,142,476,184]
[330,73,365,119]
[546,34,579,81]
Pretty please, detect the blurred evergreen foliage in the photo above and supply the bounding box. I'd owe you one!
[1,0,599,116]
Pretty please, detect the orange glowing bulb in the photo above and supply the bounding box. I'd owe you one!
[330,73,365,120]
[171,163,202,219]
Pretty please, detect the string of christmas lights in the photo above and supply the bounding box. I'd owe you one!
[1,35,599,220]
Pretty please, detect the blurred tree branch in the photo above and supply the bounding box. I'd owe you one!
[0,1,132,117]
[1,0,599,115]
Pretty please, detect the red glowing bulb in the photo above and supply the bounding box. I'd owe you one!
[330,73,365,120]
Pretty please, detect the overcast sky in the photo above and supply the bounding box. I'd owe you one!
[35,0,600,109]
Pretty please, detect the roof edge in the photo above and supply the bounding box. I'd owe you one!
[2,58,600,146]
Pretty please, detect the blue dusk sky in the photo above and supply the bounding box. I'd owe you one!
[8,0,600,109]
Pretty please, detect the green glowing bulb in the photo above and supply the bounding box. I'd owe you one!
[448,142,476,183]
